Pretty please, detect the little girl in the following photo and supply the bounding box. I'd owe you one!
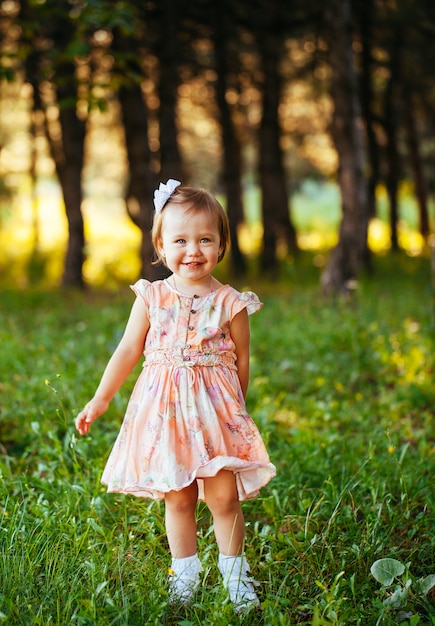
[75,179,276,613]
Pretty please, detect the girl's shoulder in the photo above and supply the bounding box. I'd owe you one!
[130,278,170,305]
[217,284,263,316]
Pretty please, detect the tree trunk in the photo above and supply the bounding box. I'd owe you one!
[119,84,165,280]
[212,4,246,276]
[257,7,297,275]
[111,16,168,282]
[156,0,184,182]
[321,0,370,295]
[44,62,85,289]
[21,0,86,289]
[384,32,402,252]
[403,93,430,240]
[57,109,85,287]
[358,0,379,221]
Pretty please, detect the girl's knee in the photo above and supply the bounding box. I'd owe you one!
[207,492,240,516]
[204,472,240,515]
[165,483,198,515]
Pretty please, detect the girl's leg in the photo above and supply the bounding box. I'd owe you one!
[203,470,245,555]
[165,481,198,557]
[204,470,260,613]
[165,482,202,604]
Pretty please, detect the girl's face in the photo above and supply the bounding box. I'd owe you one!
[158,203,222,285]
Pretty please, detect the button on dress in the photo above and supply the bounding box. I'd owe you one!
[101,279,276,501]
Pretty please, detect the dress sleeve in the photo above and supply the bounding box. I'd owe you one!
[231,290,263,319]
[130,279,151,308]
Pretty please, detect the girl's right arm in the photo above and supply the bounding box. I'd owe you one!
[75,296,150,435]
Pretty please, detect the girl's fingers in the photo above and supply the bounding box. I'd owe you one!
[75,408,92,435]
[75,399,107,435]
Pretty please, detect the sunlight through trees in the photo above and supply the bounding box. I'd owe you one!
[0,0,434,290]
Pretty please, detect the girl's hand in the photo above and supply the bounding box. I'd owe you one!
[75,397,109,435]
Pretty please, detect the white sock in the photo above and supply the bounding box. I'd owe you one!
[218,554,260,613]
[168,554,202,605]
[171,553,200,573]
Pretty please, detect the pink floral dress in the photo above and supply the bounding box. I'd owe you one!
[101,279,276,501]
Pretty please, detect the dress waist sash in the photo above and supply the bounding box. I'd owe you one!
[143,348,237,369]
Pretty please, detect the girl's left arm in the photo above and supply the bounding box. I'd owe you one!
[231,308,250,398]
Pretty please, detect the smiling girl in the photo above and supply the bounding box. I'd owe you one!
[75,179,276,613]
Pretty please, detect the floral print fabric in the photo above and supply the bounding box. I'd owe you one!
[101,279,276,500]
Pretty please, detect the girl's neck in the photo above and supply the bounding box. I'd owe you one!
[170,274,214,297]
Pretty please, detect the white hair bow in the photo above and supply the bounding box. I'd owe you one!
[153,179,181,213]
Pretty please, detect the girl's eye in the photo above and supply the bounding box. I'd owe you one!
[175,239,186,244]
[200,237,211,243]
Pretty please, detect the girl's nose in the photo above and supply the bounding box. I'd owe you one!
[187,241,201,255]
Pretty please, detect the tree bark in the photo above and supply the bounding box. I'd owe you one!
[35,65,85,289]
[156,0,184,182]
[57,151,85,289]
[111,13,168,281]
[257,3,297,274]
[321,0,370,295]
[21,0,86,289]
[384,31,402,251]
[358,0,379,221]
[54,72,86,288]
[212,4,246,276]
[119,84,164,280]
[403,93,430,240]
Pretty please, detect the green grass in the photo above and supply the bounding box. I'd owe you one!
[1,252,434,625]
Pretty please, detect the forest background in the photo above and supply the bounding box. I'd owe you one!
[1,0,435,293]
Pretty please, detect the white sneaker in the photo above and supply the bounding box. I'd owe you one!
[218,554,260,614]
[168,554,202,605]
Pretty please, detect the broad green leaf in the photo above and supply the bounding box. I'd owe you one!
[417,574,435,596]
[383,586,408,609]
[370,558,405,586]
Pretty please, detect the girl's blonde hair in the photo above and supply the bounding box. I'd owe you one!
[151,186,230,265]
